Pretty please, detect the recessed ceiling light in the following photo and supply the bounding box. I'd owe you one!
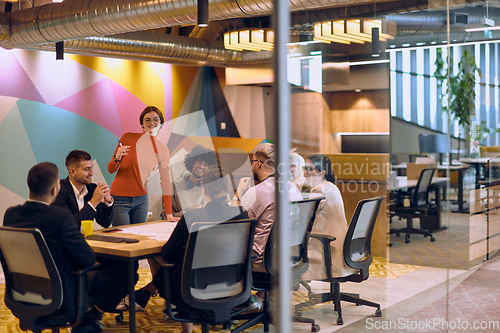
[390,45,396,48]
[416,42,425,46]
[355,89,361,93]
[402,43,410,47]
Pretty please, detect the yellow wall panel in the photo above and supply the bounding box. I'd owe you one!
[172,66,200,119]
[68,55,165,112]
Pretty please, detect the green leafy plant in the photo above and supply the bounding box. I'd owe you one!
[434,49,482,160]
[472,121,500,144]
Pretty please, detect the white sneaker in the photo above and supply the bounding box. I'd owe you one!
[248,295,263,311]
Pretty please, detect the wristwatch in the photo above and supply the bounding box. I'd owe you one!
[114,155,120,162]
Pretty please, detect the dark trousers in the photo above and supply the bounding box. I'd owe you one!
[87,257,137,313]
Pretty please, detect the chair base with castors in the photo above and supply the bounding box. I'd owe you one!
[296,281,382,326]
[390,217,435,243]
[294,196,386,326]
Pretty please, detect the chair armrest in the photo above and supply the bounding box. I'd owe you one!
[309,233,336,244]
[151,255,175,269]
[70,262,101,277]
[309,233,336,280]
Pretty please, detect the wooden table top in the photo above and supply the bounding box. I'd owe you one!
[87,221,175,258]
[392,163,469,170]
[460,157,500,164]
[389,176,448,191]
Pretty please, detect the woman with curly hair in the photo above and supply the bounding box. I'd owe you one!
[171,145,218,217]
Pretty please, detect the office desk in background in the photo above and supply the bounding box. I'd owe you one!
[389,177,448,231]
[392,164,470,213]
[460,157,500,189]
[87,221,176,333]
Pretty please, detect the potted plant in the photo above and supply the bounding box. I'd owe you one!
[434,49,482,161]
[472,120,500,145]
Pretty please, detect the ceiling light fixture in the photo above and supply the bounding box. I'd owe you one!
[313,19,394,45]
[372,27,380,57]
[197,0,209,27]
[56,41,64,60]
[223,29,274,51]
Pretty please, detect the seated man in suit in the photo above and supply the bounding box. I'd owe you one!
[239,143,303,310]
[3,162,128,333]
[52,150,114,228]
[171,145,218,217]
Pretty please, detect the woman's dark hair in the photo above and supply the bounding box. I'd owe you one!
[139,106,165,125]
[184,145,218,172]
[201,166,230,204]
[306,154,336,183]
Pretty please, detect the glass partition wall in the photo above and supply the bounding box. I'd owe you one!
[286,1,500,332]
[1,1,500,333]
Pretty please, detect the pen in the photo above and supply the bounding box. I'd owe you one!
[117,139,123,147]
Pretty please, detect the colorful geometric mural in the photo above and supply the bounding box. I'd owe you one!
[0,49,175,220]
[0,48,265,221]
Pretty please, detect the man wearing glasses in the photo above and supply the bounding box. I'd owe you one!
[241,145,302,277]
[239,143,302,310]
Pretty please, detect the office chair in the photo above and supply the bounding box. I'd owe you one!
[0,226,99,333]
[390,168,436,243]
[232,197,323,333]
[295,195,386,325]
[154,218,257,333]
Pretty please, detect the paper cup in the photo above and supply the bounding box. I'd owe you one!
[81,220,94,236]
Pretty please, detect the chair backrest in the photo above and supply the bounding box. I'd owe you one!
[343,196,386,280]
[263,197,323,280]
[412,168,436,207]
[480,145,500,158]
[181,218,257,325]
[0,226,63,320]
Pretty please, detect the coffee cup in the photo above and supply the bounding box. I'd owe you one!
[81,220,94,236]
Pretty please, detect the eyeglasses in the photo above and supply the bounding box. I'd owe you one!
[250,159,263,164]
[304,166,318,172]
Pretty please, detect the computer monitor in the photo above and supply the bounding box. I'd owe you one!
[418,133,448,164]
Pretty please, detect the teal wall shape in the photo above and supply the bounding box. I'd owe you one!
[17,99,118,185]
[0,103,38,198]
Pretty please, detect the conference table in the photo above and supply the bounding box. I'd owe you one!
[86,221,176,333]
[389,176,448,231]
[392,163,470,213]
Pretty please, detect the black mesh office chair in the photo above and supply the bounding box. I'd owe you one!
[295,195,386,325]
[232,197,323,333]
[0,226,98,333]
[154,219,257,333]
[390,168,436,243]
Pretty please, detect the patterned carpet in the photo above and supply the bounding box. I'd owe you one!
[0,259,421,333]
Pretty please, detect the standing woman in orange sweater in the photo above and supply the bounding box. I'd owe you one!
[108,106,179,225]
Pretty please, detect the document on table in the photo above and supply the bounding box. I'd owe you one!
[118,222,176,242]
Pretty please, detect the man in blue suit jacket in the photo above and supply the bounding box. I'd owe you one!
[4,162,127,333]
[52,150,113,228]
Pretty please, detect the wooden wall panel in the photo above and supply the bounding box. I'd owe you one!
[291,92,337,153]
[328,90,390,134]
